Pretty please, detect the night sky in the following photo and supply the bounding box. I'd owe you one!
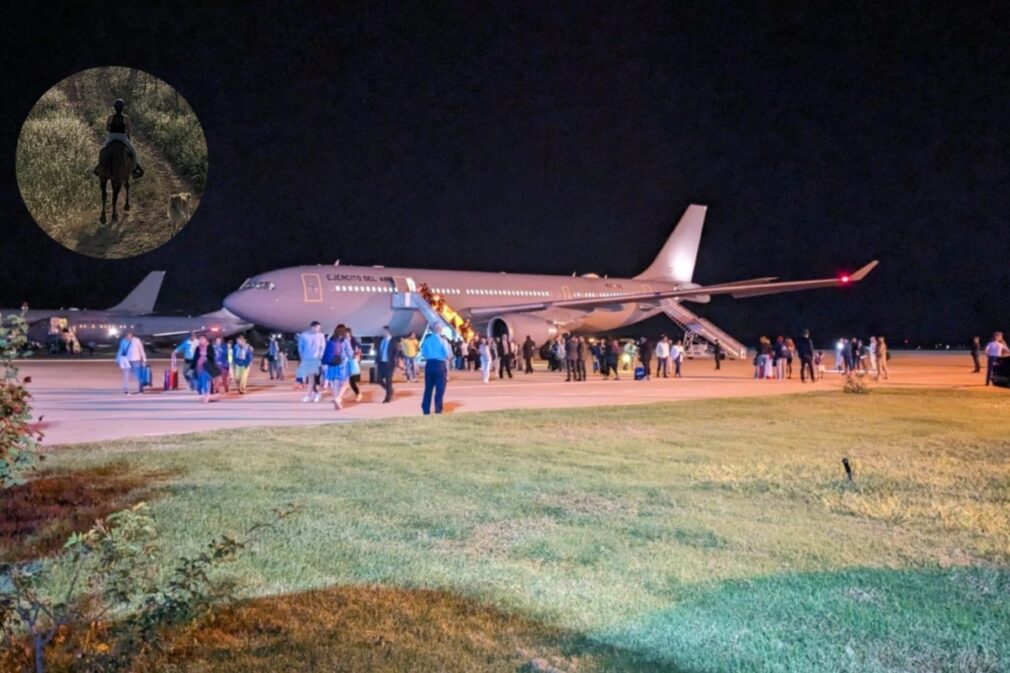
[3,2,1009,346]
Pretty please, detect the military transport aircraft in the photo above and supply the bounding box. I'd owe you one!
[3,271,252,349]
[223,205,877,348]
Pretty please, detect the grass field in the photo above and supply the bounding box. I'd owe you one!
[10,388,1010,672]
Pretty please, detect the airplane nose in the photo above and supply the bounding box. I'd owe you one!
[223,290,254,321]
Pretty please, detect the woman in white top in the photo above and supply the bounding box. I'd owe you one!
[479,337,495,383]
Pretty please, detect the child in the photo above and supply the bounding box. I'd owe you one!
[815,350,825,380]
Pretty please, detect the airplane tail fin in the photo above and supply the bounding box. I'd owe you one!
[107,271,166,314]
[634,204,706,283]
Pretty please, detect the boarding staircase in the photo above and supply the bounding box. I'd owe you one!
[661,299,748,359]
[390,278,476,344]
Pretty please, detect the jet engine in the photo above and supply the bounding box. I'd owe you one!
[486,314,559,345]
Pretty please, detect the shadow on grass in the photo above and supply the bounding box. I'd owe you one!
[146,585,686,673]
[0,463,173,562]
[600,566,1010,673]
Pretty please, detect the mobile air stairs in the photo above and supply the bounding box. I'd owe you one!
[661,299,748,359]
[390,277,477,344]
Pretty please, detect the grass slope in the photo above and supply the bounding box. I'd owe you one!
[29,388,1010,672]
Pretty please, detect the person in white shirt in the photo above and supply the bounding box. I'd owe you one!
[654,336,671,378]
[297,321,326,402]
[670,340,684,378]
[984,332,1010,386]
[125,332,147,394]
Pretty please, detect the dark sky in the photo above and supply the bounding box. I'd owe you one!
[3,1,1009,345]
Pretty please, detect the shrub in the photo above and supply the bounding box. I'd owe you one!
[0,312,40,488]
[0,503,298,673]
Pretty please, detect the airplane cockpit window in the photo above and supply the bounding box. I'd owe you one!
[240,279,276,290]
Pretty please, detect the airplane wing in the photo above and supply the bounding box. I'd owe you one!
[464,261,878,319]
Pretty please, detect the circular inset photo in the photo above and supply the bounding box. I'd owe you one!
[16,67,208,259]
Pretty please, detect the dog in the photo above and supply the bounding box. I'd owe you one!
[167,192,192,231]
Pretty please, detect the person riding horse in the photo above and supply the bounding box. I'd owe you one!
[93,99,144,178]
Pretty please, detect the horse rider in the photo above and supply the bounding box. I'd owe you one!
[93,98,144,178]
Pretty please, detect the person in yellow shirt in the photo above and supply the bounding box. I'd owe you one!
[400,331,420,382]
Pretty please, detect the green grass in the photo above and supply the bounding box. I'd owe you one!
[15,87,98,238]
[29,388,1010,672]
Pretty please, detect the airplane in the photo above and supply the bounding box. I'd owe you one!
[2,271,253,350]
[222,205,878,350]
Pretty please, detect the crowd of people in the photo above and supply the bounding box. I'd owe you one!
[114,326,1010,405]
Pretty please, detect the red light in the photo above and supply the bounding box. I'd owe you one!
[840,275,850,284]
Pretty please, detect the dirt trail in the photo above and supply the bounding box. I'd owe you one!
[60,86,199,258]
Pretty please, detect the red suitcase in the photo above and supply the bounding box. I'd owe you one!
[163,368,179,391]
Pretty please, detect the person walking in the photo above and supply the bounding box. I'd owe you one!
[348,337,363,402]
[323,325,355,409]
[174,332,199,390]
[115,332,132,394]
[497,335,514,379]
[297,321,326,402]
[125,331,147,394]
[773,336,787,380]
[655,336,670,378]
[638,337,653,380]
[984,332,1010,386]
[578,336,592,382]
[970,336,982,373]
[232,335,254,394]
[875,336,890,381]
[564,333,579,381]
[479,337,495,383]
[606,337,621,380]
[374,325,397,403]
[522,335,536,374]
[213,336,231,394]
[796,329,816,383]
[713,339,723,370]
[421,322,452,414]
[265,335,281,380]
[194,335,221,404]
[400,332,420,382]
[671,339,684,378]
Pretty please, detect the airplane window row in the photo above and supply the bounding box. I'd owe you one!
[334,285,394,293]
[462,288,550,298]
[573,291,630,298]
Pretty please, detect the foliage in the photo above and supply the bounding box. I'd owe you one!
[0,503,298,673]
[0,312,40,488]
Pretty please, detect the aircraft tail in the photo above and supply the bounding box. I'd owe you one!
[107,271,165,314]
[634,204,706,283]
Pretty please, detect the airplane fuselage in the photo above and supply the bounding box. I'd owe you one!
[224,264,692,338]
[3,308,252,348]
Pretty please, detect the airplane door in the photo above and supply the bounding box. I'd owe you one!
[392,276,414,293]
[301,273,323,303]
[561,285,572,300]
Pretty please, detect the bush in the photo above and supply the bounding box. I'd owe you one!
[0,503,298,673]
[0,313,40,488]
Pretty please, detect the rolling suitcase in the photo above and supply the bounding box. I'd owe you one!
[163,368,179,391]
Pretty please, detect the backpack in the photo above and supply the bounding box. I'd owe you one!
[325,339,344,367]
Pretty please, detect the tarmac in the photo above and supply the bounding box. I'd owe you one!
[16,352,1002,446]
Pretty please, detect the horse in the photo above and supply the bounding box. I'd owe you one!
[96,141,135,224]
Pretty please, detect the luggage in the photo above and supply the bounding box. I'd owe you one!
[163,368,179,391]
[140,365,153,386]
[634,366,646,380]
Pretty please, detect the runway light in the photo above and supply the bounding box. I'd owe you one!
[840,275,851,284]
